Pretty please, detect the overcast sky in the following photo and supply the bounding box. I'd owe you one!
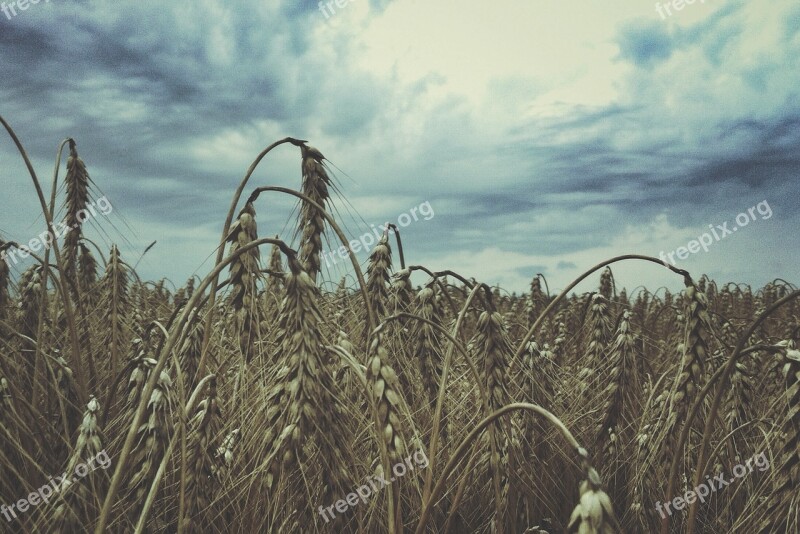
[1,0,798,295]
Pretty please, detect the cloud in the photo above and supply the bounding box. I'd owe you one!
[1,0,797,294]
[617,20,676,68]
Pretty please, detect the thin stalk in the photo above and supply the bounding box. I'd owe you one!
[387,224,406,269]
[514,254,690,361]
[199,138,307,374]
[681,290,800,534]
[415,402,583,534]
[247,186,377,335]
[31,138,72,407]
[95,237,293,534]
[423,283,484,506]
[0,116,87,402]
[135,375,212,534]
[442,439,482,534]
[661,344,784,534]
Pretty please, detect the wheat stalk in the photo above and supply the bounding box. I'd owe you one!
[298,145,330,283]
[262,252,351,512]
[757,347,800,533]
[183,376,221,532]
[473,306,513,528]
[178,307,205,394]
[126,359,173,507]
[366,233,392,321]
[567,467,620,533]
[51,396,107,533]
[414,286,445,411]
[227,201,261,362]
[102,245,129,377]
[62,140,90,292]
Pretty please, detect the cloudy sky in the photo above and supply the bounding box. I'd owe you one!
[1,0,798,295]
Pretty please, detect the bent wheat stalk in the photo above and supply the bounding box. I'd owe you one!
[515,254,691,362]
[674,289,800,534]
[415,402,586,534]
[199,137,307,375]
[95,237,294,534]
[246,185,377,334]
[0,115,87,402]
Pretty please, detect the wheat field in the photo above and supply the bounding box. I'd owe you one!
[0,120,798,533]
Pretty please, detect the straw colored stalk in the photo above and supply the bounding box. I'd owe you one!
[366,233,392,321]
[389,268,413,314]
[263,237,285,311]
[126,362,173,506]
[63,140,90,291]
[414,286,444,411]
[599,266,613,300]
[585,294,612,365]
[51,396,107,533]
[227,201,261,362]
[262,254,350,498]
[298,145,330,283]
[527,275,546,325]
[183,376,222,532]
[758,347,800,533]
[178,307,205,394]
[473,308,513,525]
[102,245,128,377]
[568,467,620,533]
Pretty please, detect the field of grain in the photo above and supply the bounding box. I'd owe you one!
[0,121,798,533]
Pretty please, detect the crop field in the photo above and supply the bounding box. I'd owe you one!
[0,123,798,533]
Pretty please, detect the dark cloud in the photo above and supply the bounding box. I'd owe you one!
[616,20,675,68]
[1,1,797,293]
